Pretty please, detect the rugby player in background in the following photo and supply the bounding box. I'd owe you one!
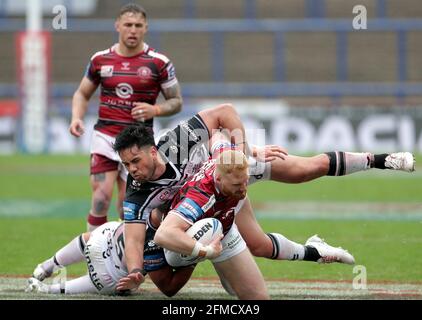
[69,3,182,231]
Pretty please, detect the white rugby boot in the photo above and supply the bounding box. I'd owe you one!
[385,152,415,172]
[32,264,52,281]
[305,235,355,265]
[25,277,50,293]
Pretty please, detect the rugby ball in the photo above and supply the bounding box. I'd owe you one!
[164,218,223,267]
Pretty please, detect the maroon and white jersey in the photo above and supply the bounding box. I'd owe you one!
[85,43,178,136]
[169,159,243,235]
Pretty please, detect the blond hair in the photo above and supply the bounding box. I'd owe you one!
[215,150,248,175]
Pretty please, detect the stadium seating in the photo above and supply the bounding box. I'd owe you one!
[0,0,422,105]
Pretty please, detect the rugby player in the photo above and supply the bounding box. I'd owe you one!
[26,214,199,296]
[112,103,414,291]
[69,3,182,231]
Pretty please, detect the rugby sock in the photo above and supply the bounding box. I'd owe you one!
[87,212,107,231]
[49,275,98,294]
[54,235,86,267]
[325,151,373,176]
[373,154,389,169]
[303,246,322,262]
[267,233,305,260]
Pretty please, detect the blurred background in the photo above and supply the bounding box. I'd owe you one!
[1,1,422,293]
[1,0,422,154]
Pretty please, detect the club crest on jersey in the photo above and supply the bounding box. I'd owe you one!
[137,66,152,79]
[116,83,134,99]
[100,65,114,77]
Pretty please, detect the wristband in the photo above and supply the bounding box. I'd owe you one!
[191,242,215,258]
[130,268,147,276]
[191,241,204,257]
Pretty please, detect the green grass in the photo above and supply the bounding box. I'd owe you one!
[1,154,422,283]
[1,218,421,283]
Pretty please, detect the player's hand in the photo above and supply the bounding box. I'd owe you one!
[116,271,145,292]
[131,103,158,122]
[69,119,85,137]
[252,145,288,162]
[206,234,224,259]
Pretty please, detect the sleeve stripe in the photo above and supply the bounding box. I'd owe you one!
[169,210,195,226]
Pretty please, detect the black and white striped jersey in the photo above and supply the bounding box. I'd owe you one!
[123,114,211,224]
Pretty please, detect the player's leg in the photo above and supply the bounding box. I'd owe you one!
[88,153,119,231]
[83,222,124,295]
[213,248,268,300]
[26,275,98,294]
[32,233,90,281]
[116,173,127,221]
[269,151,415,184]
[236,198,354,264]
[211,224,268,300]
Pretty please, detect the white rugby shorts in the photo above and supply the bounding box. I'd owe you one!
[85,221,127,295]
[211,223,247,263]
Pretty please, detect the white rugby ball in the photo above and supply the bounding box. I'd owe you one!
[164,218,223,267]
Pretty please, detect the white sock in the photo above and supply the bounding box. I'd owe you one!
[49,275,98,294]
[344,152,372,175]
[326,151,373,176]
[267,233,305,260]
[55,235,86,267]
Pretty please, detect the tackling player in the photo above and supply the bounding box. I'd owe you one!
[25,215,199,296]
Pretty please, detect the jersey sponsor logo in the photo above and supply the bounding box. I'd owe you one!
[137,66,152,79]
[100,65,114,77]
[116,82,134,99]
[130,179,141,190]
[177,198,204,221]
[121,62,130,70]
[123,201,139,221]
[201,194,215,213]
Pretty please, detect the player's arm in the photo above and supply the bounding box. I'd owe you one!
[156,82,183,116]
[148,264,195,297]
[70,77,98,137]
[154,211,222,259]
[131,82,182,122]
[154,213,197,255]
[201,104,288,161]
[116,223,146,291]
[199,104,247,152]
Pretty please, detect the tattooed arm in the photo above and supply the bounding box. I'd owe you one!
[157,82,183,116]
[131,82,183,121]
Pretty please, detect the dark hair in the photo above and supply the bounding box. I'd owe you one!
[113,125,155,153]
[118,3,147,19]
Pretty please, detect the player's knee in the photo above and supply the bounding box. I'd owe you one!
[247,242,268,257]
[92,190,112,215]
[161,288,179,297]
[237,288,269,300]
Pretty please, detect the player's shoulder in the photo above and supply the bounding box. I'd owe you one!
[144,44,171,64]
[89,44,116,62]
[189,162,217,192]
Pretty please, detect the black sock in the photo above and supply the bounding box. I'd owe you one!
[373,154,388,169]
[303,245,321,262]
